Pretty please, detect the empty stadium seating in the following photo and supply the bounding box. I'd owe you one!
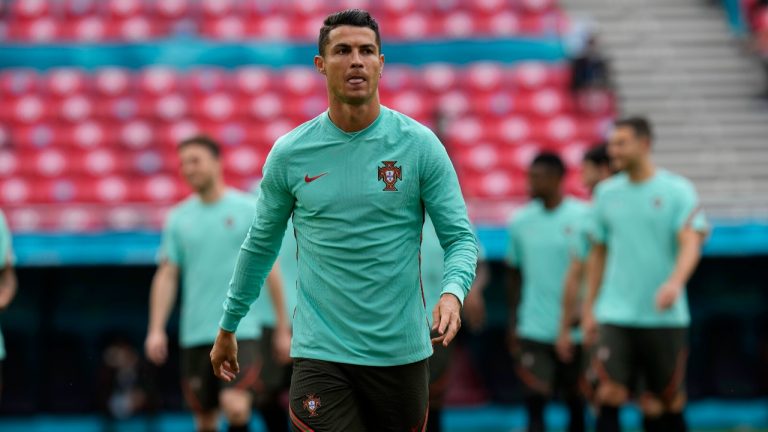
[0,63,614,230]
[0,0,567,42]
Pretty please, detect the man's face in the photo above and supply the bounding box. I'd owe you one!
[528,164,561,200]
[178,144,220,192]
[315,25,384,106]
[608,126,648,172]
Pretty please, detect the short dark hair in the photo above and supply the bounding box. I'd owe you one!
[614,116,653,141]
[583,142,610,167]
[318,9,381,56]
[178,135,221,159]
[531,152,566,178]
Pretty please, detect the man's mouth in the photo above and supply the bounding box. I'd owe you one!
[347,77,366,84]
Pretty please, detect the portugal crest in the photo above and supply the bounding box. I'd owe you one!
[378,161,402,191]
[303,394,321,417]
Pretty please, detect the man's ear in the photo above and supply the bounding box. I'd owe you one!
[314,55,326,75]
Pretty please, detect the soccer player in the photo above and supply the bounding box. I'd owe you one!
[210,9,478,432]
[506,153,590,432]
[0,210,17,403]
[421,216,488,432]
[556,143,613,363]
[144,136,290,432]
[583,117,707,432]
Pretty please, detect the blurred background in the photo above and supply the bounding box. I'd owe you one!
[0,0,767,431]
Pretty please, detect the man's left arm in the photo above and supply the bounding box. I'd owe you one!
[421,132,479,346]
[656,182,708,310]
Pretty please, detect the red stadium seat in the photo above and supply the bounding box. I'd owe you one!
[390,13,435,40]
[62,0,99,18]
[94,68,133,97]
[380,65,417,92]
[49,71,90,99]
[435,90,472,118]
[159,120,202,146]
[81,149,122,177]
[441,11,476,38]
[528,88,568,117]
[105,205,146,229]
[9,18,60,42]
[105,0,145,18]
[0,151,19,178]
[251,15,291,40]
[478,170,526,198]
[224,147,264,177]
[119,120,155,150]
[56,206,102,232]
[154,0,192,19]
[11,0,50,19]
[201,15,250,40]
[153,93,189,122]
[56,95,94,123]
[422,64,459,94]
[201,0,241,18]
[494,116,533,143]
[1,178,35,205]
[95,176,130,203]
[467,0,509,14]
[445,117,485,146]
[0,69,39,97]
[63,16,109,42]
[98,96,141,121]
[128,149,176,175]
[385,91,431,119]
[519,0,556,13]
[281,67,324,96]
[113,16,165,41]
[140,175,183,202]
[479,11,522,37]
[13,124,57,149]
[64,121,114,148]
[138,67,181,95]
[247,92,285,121]
[32,149,70,178]
[205,122,249,147]
[185,68,230,94]
[286,95,328,120]
[464,62,506,93]
[9,95,48,124]
[233,67,272,96]
[195,93,237,122]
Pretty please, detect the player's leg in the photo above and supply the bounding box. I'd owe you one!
[181,346,221,432]
[637,327,689,432]
[426,342,453,432]
[556,343,586,432]
[594,325,636,432]
[515,339,557,432]
[255,327,290,432]
[220,339,265,432]
[288,358,365,432]
[354,358,430,432]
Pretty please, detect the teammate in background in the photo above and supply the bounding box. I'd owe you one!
[556,143,613,365]
[249,181,298,432]
[0,210,17,403]
[210,9,478,432]
[421,216,489,432]
[144,136,290,432]
[506,153,590,432]
[583,118,707,432]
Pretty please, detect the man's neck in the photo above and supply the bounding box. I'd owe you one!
[542,193,563,210]
[627,158,656,183]
[198,181,226,204]
[328,96,381,133]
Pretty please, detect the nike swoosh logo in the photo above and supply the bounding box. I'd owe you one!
[305,173,328,183]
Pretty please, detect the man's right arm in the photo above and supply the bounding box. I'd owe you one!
[219,143,295,334]
[145,261,179,365]
[581,244,605,346]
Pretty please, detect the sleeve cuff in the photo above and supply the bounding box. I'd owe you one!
[440,282,466,306]
[219,312,242,333]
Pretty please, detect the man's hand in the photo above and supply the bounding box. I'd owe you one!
[210,329,239,382]
[555,330,574,363]
[431,293,462,347]
[462,290,486,332]
[272,325,292,365]
[145,330,168,366]
[656,280,683,311]
[581,308,598,348]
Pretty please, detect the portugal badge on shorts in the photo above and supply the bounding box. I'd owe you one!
[303,394,321,417]
[378,161,402,191]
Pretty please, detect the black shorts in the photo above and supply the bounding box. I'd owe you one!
[428,343,454,408]
[258,327,293,396]
[515,338,586,398]
[180,339,262,413]
[595,325,688,401]
[288,358,429,432]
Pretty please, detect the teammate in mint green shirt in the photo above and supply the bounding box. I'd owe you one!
[0,210,18,401]
[584,118,707,432]
[556,143,614,363]
[144,136,289,432]
[506,153,589,432]
[210,10,477,432]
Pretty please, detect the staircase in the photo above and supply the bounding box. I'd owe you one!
[560,0,768,219]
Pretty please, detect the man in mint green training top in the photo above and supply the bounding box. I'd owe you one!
[583,117,708,432]
[506,153,590,432]
[210,9,478,432]
[145,136,290,432]
[0,210,17,403]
